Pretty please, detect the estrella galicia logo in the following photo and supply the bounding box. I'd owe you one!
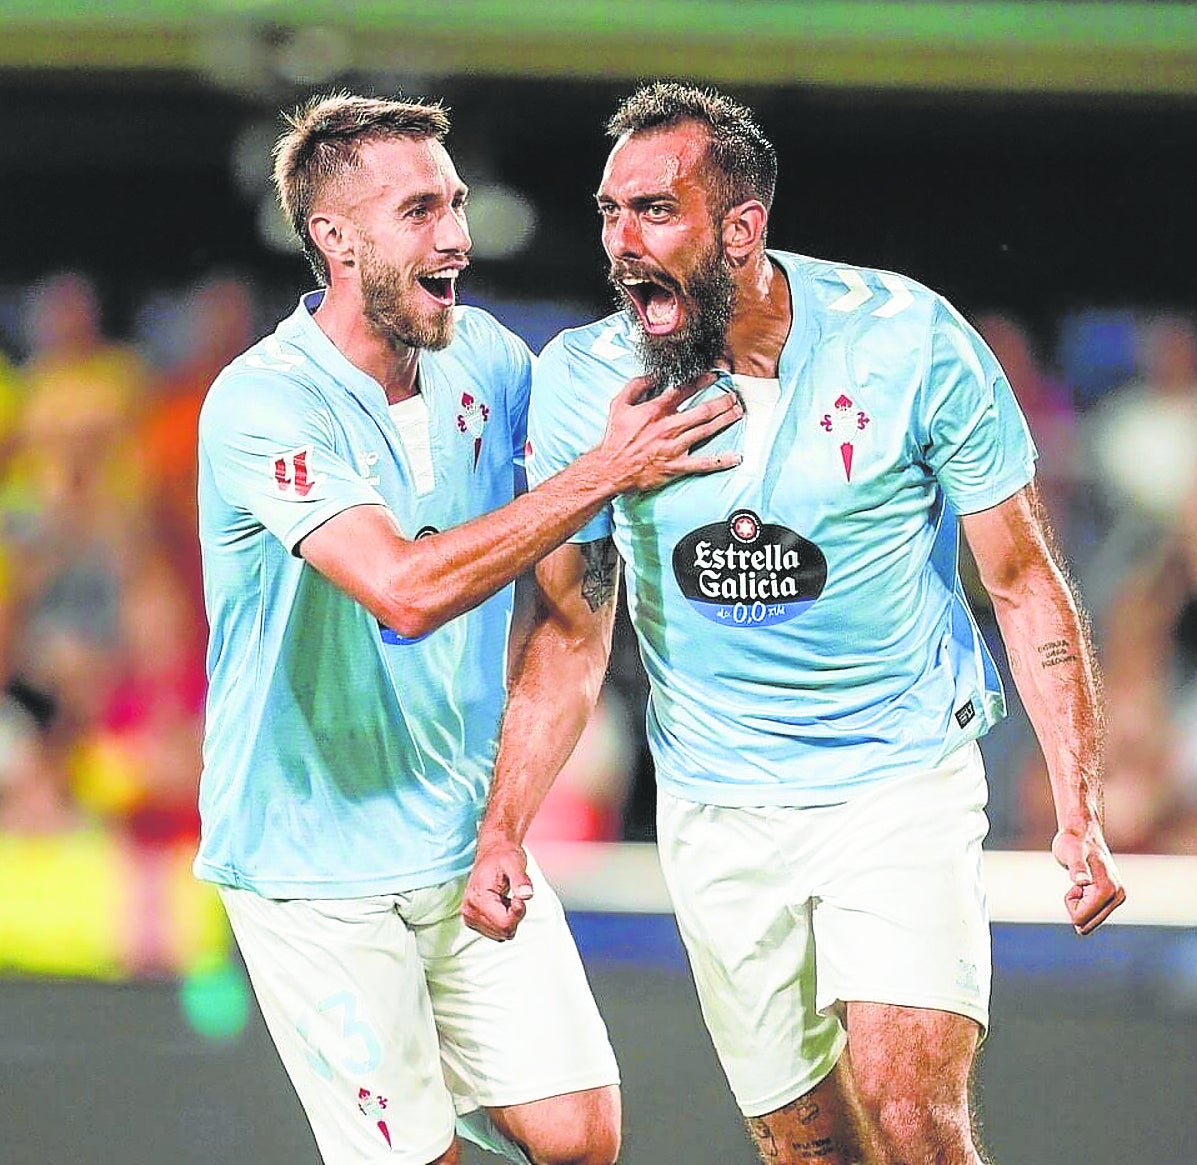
[380,526,440,644]
[672,509,827,628]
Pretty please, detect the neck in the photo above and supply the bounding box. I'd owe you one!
[722,253,791,379]
[313,285,421,404]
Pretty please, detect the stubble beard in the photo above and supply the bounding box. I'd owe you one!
[360,241,454,352]
[613,242,736,396]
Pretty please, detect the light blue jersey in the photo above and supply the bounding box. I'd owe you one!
[529,251,1037,807]
[195,292,531,896]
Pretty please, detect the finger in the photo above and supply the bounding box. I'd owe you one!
[674,400,744,446]
[461,898,502,939]
[668,371,719,407]
[493,853,533,902]
[1072,883,1127,935]
[681,451,744,476]
[654,396,741,451]
[463,893,524,942]
[1069,849,1093,881]
[618,374,666,406]
[488,895,528,942]
[641,372,722,414]
[1067,879,1125,934]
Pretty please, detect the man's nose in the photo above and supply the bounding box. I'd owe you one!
[439,209,472,254]
[605,211,642,258]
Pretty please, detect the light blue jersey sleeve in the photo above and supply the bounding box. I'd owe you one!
[918,297,1038,514]
[527,332,613,542]
[503,323,532,494]
[199,366,386,554]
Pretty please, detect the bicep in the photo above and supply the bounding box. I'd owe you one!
[959,481,1057,600]
[298,503,411,617]
[533,537,621,651]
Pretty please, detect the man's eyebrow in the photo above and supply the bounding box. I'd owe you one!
[395,183,469,212]
[594,190,677,207]
[397,190,440,211]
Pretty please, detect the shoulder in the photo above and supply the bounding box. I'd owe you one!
[539,311,640,380]
[776,250,944,339]
[199,335,327,442]
[447,305,533,369]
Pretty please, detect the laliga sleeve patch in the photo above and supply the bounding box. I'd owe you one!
[271,445,325,499]
[672,509,827,628]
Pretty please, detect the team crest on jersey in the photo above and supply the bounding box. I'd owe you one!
[271,445,324,498]
[357,1088,391,1147]
[456,392,490,468]
[820,394,870,481]
[672,509,827,628]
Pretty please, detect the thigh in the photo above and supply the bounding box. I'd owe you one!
[656,789,846,1118]
[220,886,455,1165]
[812,744,992,1031]
[488,1084,621,1165]
[411,857,619,1113]
[845,1001,982,1158]
[846,1001,979,1098]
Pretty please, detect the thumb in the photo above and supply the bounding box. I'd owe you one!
[1064,857,1094,912]
[1070,855,1094,887]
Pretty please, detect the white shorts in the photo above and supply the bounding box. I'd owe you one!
[220,854,618,1165]
[656,742,991,1118]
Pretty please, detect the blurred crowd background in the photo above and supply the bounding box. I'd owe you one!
[2,3,1197,986]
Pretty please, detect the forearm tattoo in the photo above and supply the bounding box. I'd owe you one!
[1037,638,1079,669]
[579,538,619,613]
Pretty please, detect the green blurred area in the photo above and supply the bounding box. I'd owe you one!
[1,1,1195,93]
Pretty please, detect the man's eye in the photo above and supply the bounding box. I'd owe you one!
[407,206,429,220]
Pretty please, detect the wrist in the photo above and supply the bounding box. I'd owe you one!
[1054,811,1101,838]
[568,447,624,500]
[476,817,525,851]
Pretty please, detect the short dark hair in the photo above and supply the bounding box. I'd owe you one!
[273,91,451,284]
[606,81,777,218]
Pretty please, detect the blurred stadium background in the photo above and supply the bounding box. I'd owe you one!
[1,3,1196,1162]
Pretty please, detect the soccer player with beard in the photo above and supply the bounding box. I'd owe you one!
[194,92,741,1165]
[463,82,1126,1165]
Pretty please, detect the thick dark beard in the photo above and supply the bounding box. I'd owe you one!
[360,243,454,352]
[615,244,736,395]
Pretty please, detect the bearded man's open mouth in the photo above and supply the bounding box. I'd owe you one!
[614,268,684,336]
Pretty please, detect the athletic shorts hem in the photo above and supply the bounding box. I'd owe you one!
[820,990,989,1035]
[350,1128,454,1165]
[463,1067,621,1112]
[736,1036,847,1119]
[194,857,472,898]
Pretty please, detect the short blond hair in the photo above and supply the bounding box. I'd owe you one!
[273,91,451,284]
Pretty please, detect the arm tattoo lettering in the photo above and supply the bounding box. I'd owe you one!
[789,1137,835,1160]
[579,538,619,613]
[1037,638,1079,669]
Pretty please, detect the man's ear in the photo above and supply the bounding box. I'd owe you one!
[722,200,767,265]
[309,211,356,273]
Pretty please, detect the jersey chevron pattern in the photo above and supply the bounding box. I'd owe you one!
[528,251,1037,806]
[195,292,531,896]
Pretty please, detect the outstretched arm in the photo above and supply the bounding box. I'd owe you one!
[961,482,1125,934]
[461,537,620,941]
[301,375,738,639]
